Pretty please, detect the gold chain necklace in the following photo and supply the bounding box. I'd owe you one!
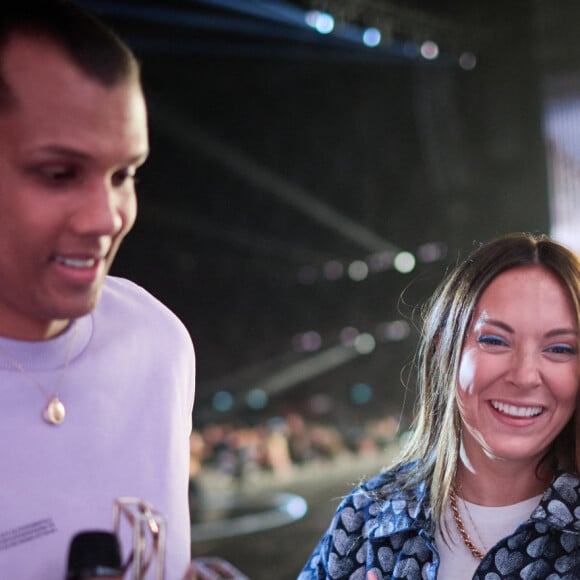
[461,493,488,553]
[449,488,485,560]
[0,322,78,426]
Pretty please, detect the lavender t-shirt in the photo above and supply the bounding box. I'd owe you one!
[0,276,195,579]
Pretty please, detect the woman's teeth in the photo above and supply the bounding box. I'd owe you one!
[491,401,543,418]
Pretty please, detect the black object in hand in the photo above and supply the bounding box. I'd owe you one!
[66,531,124,580]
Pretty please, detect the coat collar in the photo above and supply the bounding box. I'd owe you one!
[530,471,580,534]
[365,468,580,540]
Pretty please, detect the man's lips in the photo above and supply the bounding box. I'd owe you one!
[490,400,544,418]
[51,253,106,287]
[52,245,110,268]
[53,255,101,269]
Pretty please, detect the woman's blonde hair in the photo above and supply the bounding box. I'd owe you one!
[391,232,580,529]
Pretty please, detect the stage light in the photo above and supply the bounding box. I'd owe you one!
[308,393,334,414]
[348,260,369,281]
[362,27,381,47]
[420,40,439,60]
[340,326,359,346]
[354,333,376,354]
[303,331,322,352]
[305,10,334,34]
[246,388,268,410]
[285,496,308,519]
[351,382,373,404]
[379,320,411,341]
[394,251,416,273]
[367,250,395,272]
[292,331,322,352]
[459,52,477,70]
[212,390,234,412]
[417,242,447,262]
[323,259,344,280]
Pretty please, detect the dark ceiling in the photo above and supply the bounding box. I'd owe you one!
[75,0,575,427]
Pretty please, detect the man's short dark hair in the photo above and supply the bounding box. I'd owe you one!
[0,1,140,109]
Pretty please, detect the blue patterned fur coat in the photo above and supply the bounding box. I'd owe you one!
[298,464,580,579]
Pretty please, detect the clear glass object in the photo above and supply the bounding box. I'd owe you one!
[113,497,166,580]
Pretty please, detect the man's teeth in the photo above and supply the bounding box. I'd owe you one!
[55,256,96,268]
[491,401,543,418]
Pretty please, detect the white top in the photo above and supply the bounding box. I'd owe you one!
[0,277,196,579]
[435,493,542,579]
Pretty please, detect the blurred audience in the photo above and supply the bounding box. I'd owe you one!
[189,410,404,504]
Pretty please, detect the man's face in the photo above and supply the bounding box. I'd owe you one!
[0,34,149,339]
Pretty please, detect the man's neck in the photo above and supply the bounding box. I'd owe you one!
[0,317,70,341]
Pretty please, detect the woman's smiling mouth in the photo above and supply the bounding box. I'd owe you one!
[491,400,544,418]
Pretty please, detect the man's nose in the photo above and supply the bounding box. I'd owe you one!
[70,182,124,236]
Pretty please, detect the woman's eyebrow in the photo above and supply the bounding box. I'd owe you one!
[477,318,513,333]
[545,328,578,338]
[478,317,577,338]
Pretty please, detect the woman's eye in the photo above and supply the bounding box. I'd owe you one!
[477,335,507,347]
[545,344,577,356]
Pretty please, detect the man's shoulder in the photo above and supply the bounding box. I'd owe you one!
[98,276,191,340]
[102,275,163,305]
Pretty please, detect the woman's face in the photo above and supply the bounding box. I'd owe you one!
[456,265,579,468]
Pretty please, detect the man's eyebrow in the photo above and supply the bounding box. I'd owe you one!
[29,145,90,159]
[29,145,150,165]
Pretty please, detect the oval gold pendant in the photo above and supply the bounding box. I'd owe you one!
[43,397,66,425]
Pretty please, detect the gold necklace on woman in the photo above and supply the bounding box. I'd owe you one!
[0,322,78,426]
[449,488,485,560]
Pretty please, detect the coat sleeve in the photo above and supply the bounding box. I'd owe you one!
[297,487,370,580]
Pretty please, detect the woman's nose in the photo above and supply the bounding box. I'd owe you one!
[508,350,541,389]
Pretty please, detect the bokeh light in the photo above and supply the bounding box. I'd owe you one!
[351,382,373,404]
[394,251,416,273]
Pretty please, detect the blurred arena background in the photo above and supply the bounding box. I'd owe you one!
[78,1,580,576]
